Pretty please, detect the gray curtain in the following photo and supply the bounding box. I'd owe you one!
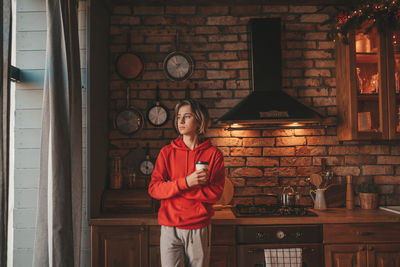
[33,0,82,266]
[0,0,11,266]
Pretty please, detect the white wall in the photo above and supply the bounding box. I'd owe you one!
[10,0,90,266]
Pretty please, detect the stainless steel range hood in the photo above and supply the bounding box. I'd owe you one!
[217,18,328,128]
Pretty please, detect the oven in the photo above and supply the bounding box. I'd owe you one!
[237,224,323,267]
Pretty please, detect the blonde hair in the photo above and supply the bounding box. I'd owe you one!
[174,99,210,136]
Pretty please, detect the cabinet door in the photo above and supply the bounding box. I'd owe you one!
[210,245,236,267]
[149,246,161,267]
[368,243,400,267]
[325,244,366,267]
[387,29,400,139]
[210,225,236,267]
[355,27,387,139]
[336,26,399,140]
[92,226,148,267]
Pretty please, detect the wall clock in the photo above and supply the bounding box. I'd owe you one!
[163,51,194,81]
[139,157,154,176]
[147,86,169,127]
[163,31,194,81]
[139,144,155,176]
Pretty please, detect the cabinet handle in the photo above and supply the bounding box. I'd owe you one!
[302,248,316,253]
[356,231,373,236]
[247,248,264,254]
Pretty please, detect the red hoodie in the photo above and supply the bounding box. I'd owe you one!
[148,137,225,229]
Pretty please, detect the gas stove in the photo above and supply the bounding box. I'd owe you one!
[232,204,317,217]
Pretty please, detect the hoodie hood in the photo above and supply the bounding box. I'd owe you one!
[217,18,328,127]
[171,137,212,151]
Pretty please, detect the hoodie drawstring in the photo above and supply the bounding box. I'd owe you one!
[186,150,189,177]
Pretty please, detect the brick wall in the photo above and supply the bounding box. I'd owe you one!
[109,4,400,206]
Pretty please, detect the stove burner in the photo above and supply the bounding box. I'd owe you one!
[232,204,317,217]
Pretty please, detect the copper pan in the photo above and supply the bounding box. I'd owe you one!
[115,32,144,80]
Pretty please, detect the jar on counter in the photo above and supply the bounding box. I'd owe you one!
[110,156,122,189]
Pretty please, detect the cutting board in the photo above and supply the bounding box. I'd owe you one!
[324,184,346,208]
[216,178,234,205]
[380,206,400,215]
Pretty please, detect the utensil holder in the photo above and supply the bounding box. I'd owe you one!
[359,193,378,209]
[310,188,327,210]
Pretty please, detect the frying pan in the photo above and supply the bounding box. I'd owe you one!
[114,84,144,135]
[115,32,144,80]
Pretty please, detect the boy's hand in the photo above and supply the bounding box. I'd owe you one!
[186,169,209,188]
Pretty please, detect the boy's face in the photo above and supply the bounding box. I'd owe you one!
[177,105,198,136]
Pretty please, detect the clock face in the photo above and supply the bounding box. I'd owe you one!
[147,105,168,127]
[115,109,143,135]
[163,51,193,81]
[139,160,154,175]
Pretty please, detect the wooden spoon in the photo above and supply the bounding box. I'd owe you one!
[310,173,323,188]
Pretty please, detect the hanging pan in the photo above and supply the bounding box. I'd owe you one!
[115,32,144,80]
[115,84,144,135]
[146,85,169,127]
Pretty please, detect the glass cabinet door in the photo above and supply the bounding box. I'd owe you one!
[336,26,400,140]
[392,30,400,135]
[355,28,382,136]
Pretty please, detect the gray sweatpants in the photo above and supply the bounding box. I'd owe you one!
[160,225,211,267]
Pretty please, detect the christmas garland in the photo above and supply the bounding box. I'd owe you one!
[333,0,400,43]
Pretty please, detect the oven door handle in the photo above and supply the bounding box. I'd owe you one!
[247,248,265,253]
[247,247,317,254]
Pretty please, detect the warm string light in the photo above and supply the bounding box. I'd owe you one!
[333,0,400,43]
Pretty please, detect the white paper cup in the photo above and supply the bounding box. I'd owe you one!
[196,161,209,170]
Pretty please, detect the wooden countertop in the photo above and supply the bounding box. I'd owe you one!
[90,207,400,226]
[211,207,400,225]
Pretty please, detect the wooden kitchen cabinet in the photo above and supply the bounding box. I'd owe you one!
[149,226,161,267]
[91,226,148,267]
[325,243,400,267]
[336,26,400,140]
[210,225,236,267]
[210,245,236,267]
[369,243,400,267]
[324,223,400,267]
[325,244,366,267]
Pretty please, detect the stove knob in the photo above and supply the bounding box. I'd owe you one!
[276,230,286,239]
[295,232,303,239]
[256,232,265,240]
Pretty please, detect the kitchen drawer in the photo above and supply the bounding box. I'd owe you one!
[237,225,322,244]
[149,225,235,246]
[211,225,235,245]
[324,223,400,244]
